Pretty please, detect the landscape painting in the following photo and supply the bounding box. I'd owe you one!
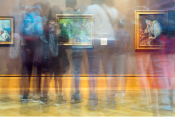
[56,14,93,47]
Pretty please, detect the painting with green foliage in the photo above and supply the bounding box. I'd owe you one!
[59,18,92,44]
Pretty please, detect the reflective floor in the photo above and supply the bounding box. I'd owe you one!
[0,90,174,116]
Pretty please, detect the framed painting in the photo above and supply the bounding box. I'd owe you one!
[0,17,14,45]
[56,14,93,48]
[135,10,168,50]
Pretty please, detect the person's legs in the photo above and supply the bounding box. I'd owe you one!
[167,54,174,89]
[114,53,127,101]
[21,67,31,101]
[37,64,42,95]
[167,54,175,108]
[55,75,63,96]
[135,52,151,106]
[86,49,100,108]
[41,41,52,101]
[31,63,42,102]
[21,44,35,102]
[54,70,61,96]
[104,49,116,109]
[20,46,26,97]
[28,39,42,100]
[52,57,63,96]
[21,63,32,102]
[151,88,159,116]
[87,49,94,75]
[71,49,83,103]
[86,39,104,109]
[151,52,172,111]
[41,73,52,104]
[54,70,67,106]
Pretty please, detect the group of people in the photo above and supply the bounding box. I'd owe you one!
[2,0,175,115]
[11,0,130,111]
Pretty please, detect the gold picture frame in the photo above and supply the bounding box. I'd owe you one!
[0,17,14,45]
[135,10,168,50]
[55,14,93,47]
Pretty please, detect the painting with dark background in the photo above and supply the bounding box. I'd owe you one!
[139,14,166,46]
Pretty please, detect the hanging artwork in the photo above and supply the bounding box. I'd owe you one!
[0,17,14,45]
[135,10,168,50]
[56,14,93,48]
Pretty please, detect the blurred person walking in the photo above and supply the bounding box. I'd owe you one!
[85,0,118,110]
[114,19,130,103]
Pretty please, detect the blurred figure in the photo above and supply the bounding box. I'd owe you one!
[38,0,53,105]
[135,17,171,115]
[146,17,172,115]
[19,0,46,103]
[32,1,47,102]
[166,40,175,109]
[85,0,118,110]
[48,5,70,106]
[114,19,130,102]
[59,0,83,104]
[164,20,175,110]
[150,36,171,113]
[146,17,171,111]
[51,45,70,106]
[20,0,35,103]
[134,52,152,109]
[132,7,152,111]
[134,30,152,110]
[136,52,152,109]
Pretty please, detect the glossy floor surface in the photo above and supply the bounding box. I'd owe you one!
[0,90,174,116]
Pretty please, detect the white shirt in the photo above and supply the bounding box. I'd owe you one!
[85,4,118,40]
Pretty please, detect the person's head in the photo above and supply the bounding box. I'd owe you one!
[51,5,61,20]
[41,0,51,12]
[145,19,152,26]
[40,0,52,19]
[40,1,52,26]
[118,19,125,29]
[66,0,77,9]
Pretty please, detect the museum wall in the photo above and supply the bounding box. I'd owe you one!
[0,0,170,76]
[0,0,174,92]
